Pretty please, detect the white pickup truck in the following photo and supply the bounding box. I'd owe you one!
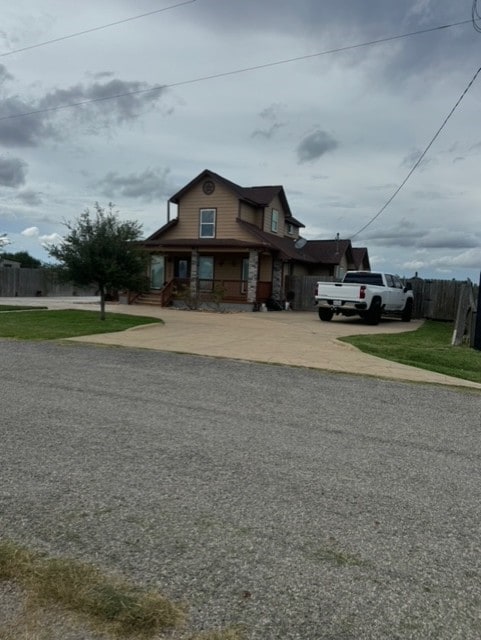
[314,271,414,325]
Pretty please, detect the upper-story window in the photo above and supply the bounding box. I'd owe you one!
[199,208,216,238]
[271,209,279,233]
[286,223,294,235]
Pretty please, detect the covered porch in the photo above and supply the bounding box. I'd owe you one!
[135,247,283,308]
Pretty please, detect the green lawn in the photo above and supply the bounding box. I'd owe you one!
[340,320,481,384]
[0,309,161,340]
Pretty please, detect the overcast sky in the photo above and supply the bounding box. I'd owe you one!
[1,0,481,280]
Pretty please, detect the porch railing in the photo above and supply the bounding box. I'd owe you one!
[173,279,272,304]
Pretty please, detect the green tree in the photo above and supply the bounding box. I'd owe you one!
[48,203,148,320]
[1,251,42,268]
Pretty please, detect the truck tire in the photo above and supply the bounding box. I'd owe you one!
[401,299,413,322]
[365,299,381,325]
[318,308,333,322]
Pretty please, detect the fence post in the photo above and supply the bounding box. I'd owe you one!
[473,272,481,351]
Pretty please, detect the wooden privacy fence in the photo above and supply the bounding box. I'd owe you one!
[451,279,479,347]
[285,274,479,321]
[285,275,334,310]
[0,268,96,297]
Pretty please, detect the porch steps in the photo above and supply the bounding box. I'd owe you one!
[134,291,163,306]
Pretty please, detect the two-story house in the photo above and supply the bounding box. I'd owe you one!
[138,169,369,308]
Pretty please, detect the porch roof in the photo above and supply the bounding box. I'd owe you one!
[142,237,265,250]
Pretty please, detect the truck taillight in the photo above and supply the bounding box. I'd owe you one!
[360,285,366,299]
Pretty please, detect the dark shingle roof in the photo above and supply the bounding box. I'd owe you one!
[303,239,353,265]
[169,169,304,226]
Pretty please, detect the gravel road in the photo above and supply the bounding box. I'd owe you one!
[1,340,481,639]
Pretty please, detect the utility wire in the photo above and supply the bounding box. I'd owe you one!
[351,64,481,240]
[0,0,197,58]
[0,18,471,123]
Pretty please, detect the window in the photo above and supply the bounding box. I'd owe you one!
[286,223,294,235]
[271,209,279,233]
[199,208,216,238]
[241,257,249,293]
[198,256,214,290]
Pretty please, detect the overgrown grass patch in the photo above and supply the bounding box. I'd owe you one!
[340,320,481,384]
[0,309,161,340]
[0,540,184,637]
[0,541,246,639]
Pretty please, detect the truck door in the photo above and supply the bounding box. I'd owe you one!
[392,275,405,310]
[384,274,397,310]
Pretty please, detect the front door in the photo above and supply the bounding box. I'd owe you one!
[150,255,165,289]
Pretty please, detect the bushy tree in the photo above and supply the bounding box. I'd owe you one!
[48,203,148,320]
[1,251,42,268]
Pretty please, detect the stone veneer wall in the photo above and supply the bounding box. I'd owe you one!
[247,250,259,303]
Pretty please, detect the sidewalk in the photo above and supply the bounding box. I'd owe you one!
[3,297,480,389]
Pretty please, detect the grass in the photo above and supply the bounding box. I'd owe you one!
[340,320,481,384]
[0,540,184,637]
[0,309,161,340]
[0,540,245,640]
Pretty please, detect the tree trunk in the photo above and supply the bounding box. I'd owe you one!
[99,286,106,320]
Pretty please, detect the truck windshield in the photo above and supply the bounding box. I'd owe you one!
[343,272,384,286]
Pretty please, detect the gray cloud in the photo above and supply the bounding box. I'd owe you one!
[252,122,284,139]
[17,189,43,206]
[297,129,338,163]
[400,149,435,171]
[94,168,171,202]
[0,64,13,84]
[421,230,480,249]
[0,156,27,187]
[0,70,166,147]
[0,96,55,147]
[188,0,477,80]
[361,222,480,250]
[38,78,166,124]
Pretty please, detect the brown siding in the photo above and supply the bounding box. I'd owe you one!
[239,201,260,226]
[165,180,255,242]
[214,255,247,280]
[262,194,290,236]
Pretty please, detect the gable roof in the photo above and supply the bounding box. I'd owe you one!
[143,217,179,243]
[169,169,304,227]
[351,247,370,270]
[236,219,315,262]
[303,239,354,265]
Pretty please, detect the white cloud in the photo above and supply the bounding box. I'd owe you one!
[39,232,63,246]
[21,226,40,237]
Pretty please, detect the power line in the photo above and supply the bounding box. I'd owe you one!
[350,64,481,240]
[0,18,471,123]
[0,0,197,58]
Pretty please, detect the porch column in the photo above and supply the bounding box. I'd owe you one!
[190,249,199,296]
[272,258,283,300]
[247,249,259,303]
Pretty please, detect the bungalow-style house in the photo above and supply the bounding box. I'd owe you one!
[138,169,370,307]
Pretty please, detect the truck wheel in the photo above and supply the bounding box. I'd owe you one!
[318,308,333,322]
[401,299,413,322]
[365,299,381,325]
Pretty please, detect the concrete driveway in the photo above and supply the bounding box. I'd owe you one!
[3,296,480,389]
